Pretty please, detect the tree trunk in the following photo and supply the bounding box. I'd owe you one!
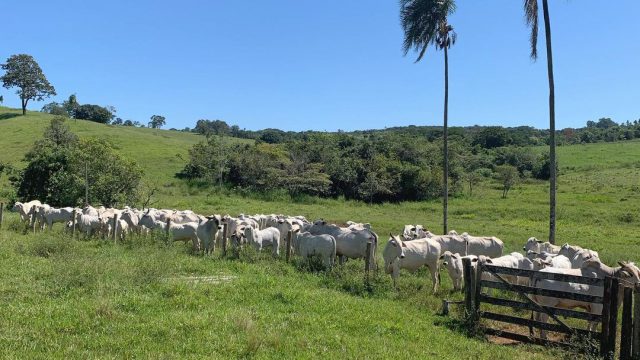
[443,44,449,235]
[542,0,556,244]
[21,97,27,115]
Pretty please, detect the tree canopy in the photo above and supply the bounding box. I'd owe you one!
[1,54,56,115]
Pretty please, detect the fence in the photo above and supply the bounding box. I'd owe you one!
[462,258,640,359]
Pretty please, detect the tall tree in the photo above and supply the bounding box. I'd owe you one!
[524,0,557,243]
[0,54,56,115]
[400,0,456,234]
[149,115,166,129]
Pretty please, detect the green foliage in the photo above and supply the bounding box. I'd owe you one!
[473,126,511,148]
[11,117,142,206]
[194,119,229,137]
[495,165,519,198]
[148,114,166,129]
[1,54,56,114]
[74,104,114,124]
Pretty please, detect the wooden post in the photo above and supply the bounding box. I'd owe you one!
[621,286,633,360]
[633,285,640,359]
[112,214,118,243]
[473,262,483,322]
[31,205,37,233]
[462,258,474,318]
[364,241,372,285]
[0,202,4,230]
[71,209,76,239]
[286,231,292,262]
[221,223,228,256]
[608,278,620,360]
[165,218,171,240]
[601,277,613,358]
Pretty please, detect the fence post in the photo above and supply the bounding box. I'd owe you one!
[364,241,372,285]
[601,277,613,358]
[462,258,474,317]
[473,262,483,322]
[221,223,227,257]
[31,205,37,233]
[621,286,633,360]
[71,209,76,239]
[286,231,292,262]
[166,218,171,240]
[633,285,640,359]
[0,202,4,230]
[112,214,118,243]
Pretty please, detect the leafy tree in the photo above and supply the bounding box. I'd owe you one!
[473,126,511,148]
[525,0,558,243]
[194,119,230,137]
[495,165,519,198]
[11,117,141,206]
[1,54,56,115]
[41,102,68,116]
[149,115,166,129]
[112,117,123,125]
[465,169,483,196]
[74,104,114,123]
[400,0,456,233]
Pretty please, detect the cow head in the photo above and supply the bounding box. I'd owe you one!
[617,261,640,285]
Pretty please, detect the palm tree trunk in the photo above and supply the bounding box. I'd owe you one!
[542,0,556,244]
[443,44,449,235]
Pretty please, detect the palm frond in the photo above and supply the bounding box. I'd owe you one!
[524,0,539,60]
[399,0,456,62]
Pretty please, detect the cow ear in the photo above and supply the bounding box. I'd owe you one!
[621,270,632,278]
[439,254,444,260]
[618,261,628,267]
[471,258,478,263]
[451,254,458,259]
[401,242,407,248]
[536,240,543,244]
[486,259,493,264]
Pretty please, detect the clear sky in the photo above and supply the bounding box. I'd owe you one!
[2,1,639,131]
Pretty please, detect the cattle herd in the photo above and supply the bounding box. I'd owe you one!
[11,200,640,339]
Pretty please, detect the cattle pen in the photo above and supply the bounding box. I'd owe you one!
[461,258,640,359]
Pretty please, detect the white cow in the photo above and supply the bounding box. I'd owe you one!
[383,235,441,292]
[244,226,280,256]
[38,206,75,230]
[139,213,200,251]
[522,237,561,254]
[308,221,378,267]
[478,253,542,285]
[558,243,600,268]
[525,250,571,269]
[12,200,42,224]
[532,260,640,338]
[291,230,337,269]
[75,212,103,237]
[198,216,222,255]
[440,251,477,291]
[428,232,503,258]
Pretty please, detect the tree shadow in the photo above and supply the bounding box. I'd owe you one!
[0,113,21,120]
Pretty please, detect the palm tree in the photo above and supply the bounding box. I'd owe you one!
[524,0,556,244]
[400,0,456,234]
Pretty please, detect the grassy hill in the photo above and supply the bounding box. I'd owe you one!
[0,106,250,186]
[1,106,639,358]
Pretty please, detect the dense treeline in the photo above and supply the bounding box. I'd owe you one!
[177,129,552,203]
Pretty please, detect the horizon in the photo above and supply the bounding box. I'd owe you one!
[1,1,639,132]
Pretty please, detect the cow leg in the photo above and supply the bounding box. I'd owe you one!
[428,265,439,293]
[535,312,549,339]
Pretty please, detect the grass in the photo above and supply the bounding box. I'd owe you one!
[1,106,639,358]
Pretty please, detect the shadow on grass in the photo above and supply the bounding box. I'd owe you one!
[0,113,21,120]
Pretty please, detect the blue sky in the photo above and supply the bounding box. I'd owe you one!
[2,1,639,131]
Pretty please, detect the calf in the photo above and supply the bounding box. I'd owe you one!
[383,235,441,293]
[244,226,280,256]
[292,230,337,269]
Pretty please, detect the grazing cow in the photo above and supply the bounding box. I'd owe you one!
[383,235,442,292]
[139,213,201,251]
[522,237,561,254]
[440,251,477,291]
[291,230,337,269]
[243,226,280,256]
[38,206,75,231]
[532,260,640,338]
[12,200,42,224]
[120,209,141,234]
